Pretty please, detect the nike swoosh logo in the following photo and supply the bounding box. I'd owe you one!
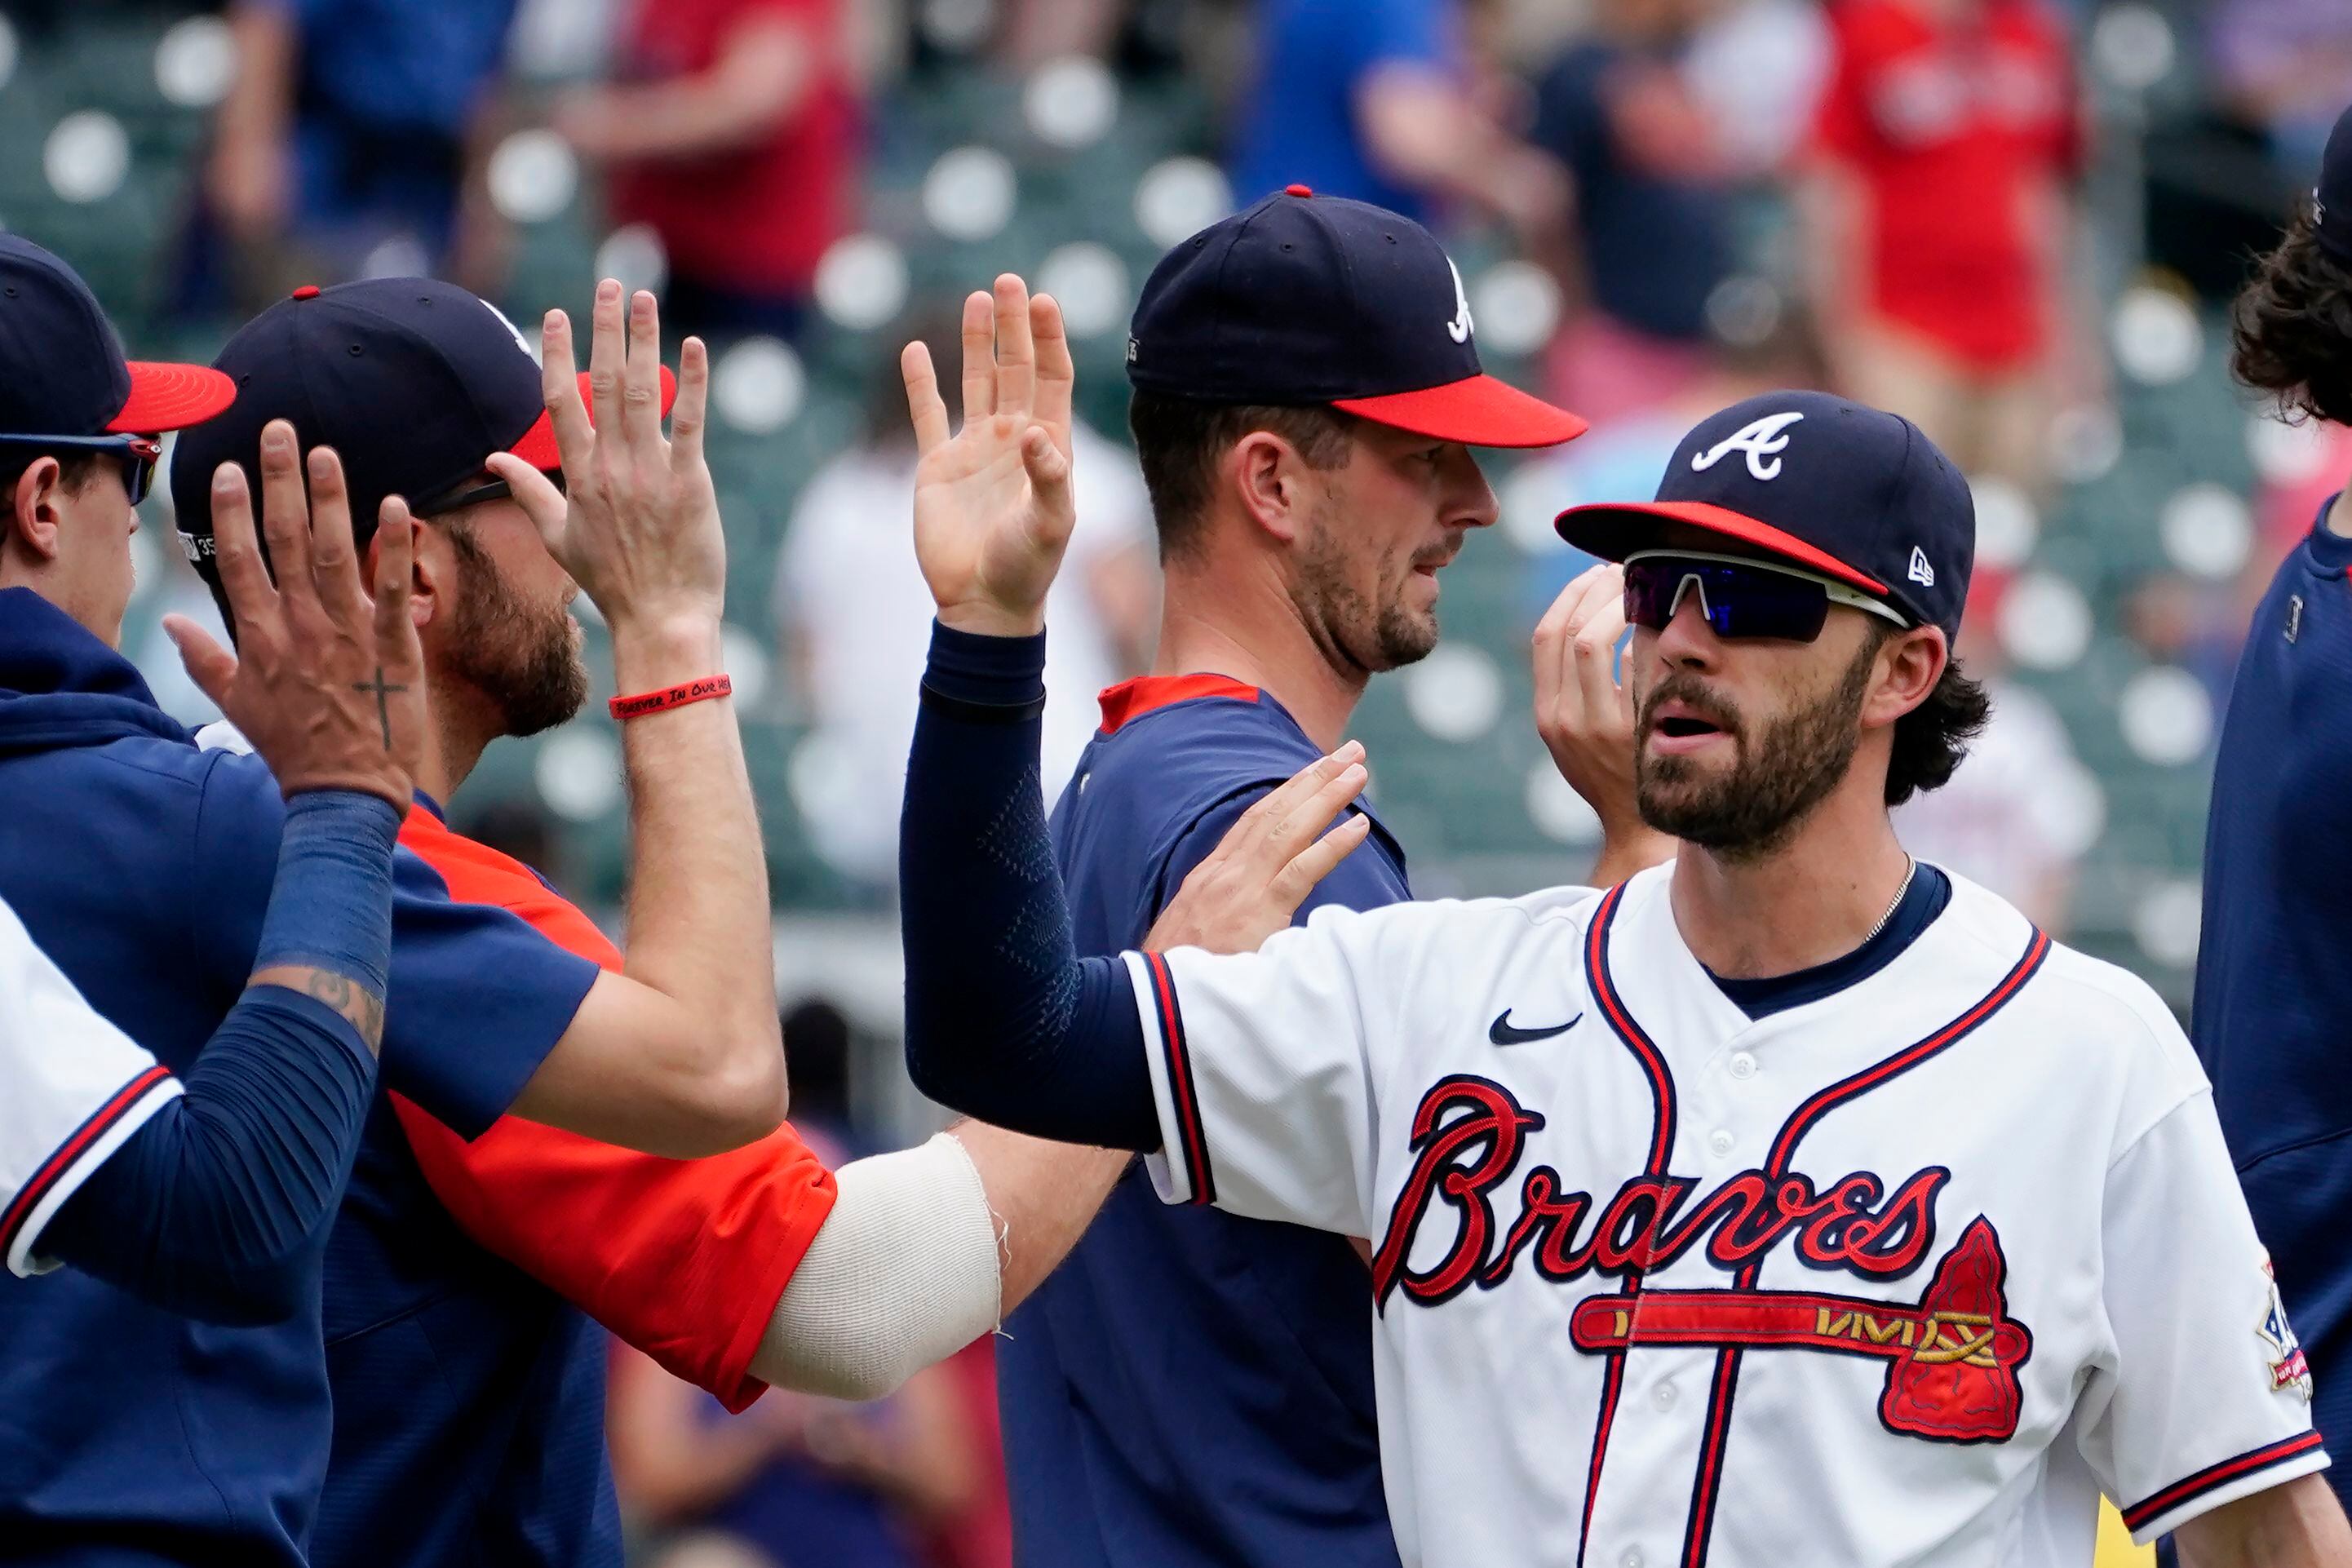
[1490,1009,1583,1046]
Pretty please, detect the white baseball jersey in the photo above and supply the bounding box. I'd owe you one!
[1123,862,2325,1567]
[0,891,181,1278]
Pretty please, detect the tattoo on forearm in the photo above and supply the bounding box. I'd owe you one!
[250,966,387,1052]
[352,668,406,750]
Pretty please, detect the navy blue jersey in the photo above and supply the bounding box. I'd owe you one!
[1001,674,1406,1568]
[2194,507,2352,1506]
[0,588,597,1565]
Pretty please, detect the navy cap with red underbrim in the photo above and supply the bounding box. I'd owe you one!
[1126,185,1588,449]
[0,235,236,436]
[1555,390,1974,640]
[170,278,675,589]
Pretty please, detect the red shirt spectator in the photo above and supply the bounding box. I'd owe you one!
[570,0,860,333]
[1813,0,2080,370]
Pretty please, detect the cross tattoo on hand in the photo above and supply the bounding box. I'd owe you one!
[353,667,407,750]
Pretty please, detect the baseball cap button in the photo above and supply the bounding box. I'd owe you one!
[291,285,321,299]
[1284,184,1313,197]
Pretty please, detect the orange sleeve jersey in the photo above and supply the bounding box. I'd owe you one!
[392,808,835,1411]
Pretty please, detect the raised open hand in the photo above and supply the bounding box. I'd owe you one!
[165,423,423,810]
[903,275,1076,638]
[489,281,720,636]
[1145,744,1373,955]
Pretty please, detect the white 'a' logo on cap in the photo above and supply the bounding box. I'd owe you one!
[481,298,540,365]
[1690,410,1805,481]
[1446,260,1475,345]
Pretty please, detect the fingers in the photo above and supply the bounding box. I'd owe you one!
[622,288,664,451]
[303,446,362,615]
[162,614,238,708]
[370,496,418,660]
[1269,813,1373,908]
[540,308,596,473]
[1021,427,1074,546]
[1237,742,1367,862]
[206,462,276,634]
[587,278,627,447]
[255,420,314,596]
[903,341,951,454]
[669,336,710,472]
[485,453,570,555]
[1030,293,1074,438]
[959,290,994,426]
[992,274,1036,421]
[1570,591,1630,727]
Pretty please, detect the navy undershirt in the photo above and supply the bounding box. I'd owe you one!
[1705,864,1952,1020]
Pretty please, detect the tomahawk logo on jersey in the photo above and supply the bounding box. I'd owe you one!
[1124,863,2326,1568]
[0,893,179,1279]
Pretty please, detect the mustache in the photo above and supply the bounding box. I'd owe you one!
[1638,673,1743,737]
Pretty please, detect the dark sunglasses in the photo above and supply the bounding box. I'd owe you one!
[413,467,565,520]
[0,431,164,506]
[1623,550,1908,644]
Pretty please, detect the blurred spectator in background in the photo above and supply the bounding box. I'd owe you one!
[1227,0,1564,234]
[1801,0,2089,495]
[607,998,990,1568]
[1528,0,1743,423]
[557,0,859,344]
[199,0,518,305]
[2207,0,2352,175]
[1893,579,2090,932]
[773,310,1158,893]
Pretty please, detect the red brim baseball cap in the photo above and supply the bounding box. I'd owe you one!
[1335,374,1588,449]
[109,361,239,433]
[1555,499,1888,596]
[507,365,679,471]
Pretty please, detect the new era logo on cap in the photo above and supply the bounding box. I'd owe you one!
[1125,187,1584,449]
[1555,389,1974,640]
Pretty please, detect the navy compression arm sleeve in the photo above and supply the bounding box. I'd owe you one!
[40,791,400,1324]
[900,622,1159,1150]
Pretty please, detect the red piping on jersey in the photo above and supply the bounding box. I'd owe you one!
[1144,950,1216,1205]
[2120,1431,2325,1535]
[1575,881,1678,1567]
[1,1063,175,1251]
[1096,674,1260,736]
[1677,927,2053,1568]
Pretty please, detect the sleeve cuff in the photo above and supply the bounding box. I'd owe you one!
[4,1067,184,1278]
[922,620,1047,711]
[1128,950,1215,1208]
[2121,1430,2331,1544]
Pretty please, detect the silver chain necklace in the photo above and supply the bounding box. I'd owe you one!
[1863,857,1918,943]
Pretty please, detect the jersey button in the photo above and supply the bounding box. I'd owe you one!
[1620,1549,1645,1568]
[1653,1381,1677,1411]
[1730,1051,1757,1080]
[1708,1129,1735,1158]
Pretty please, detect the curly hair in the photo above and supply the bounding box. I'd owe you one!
[2231,202,2352,425]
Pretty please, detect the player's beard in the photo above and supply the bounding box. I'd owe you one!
[444,522,591,739]
[1633,635,1876,860]
[1296,505,1441,674]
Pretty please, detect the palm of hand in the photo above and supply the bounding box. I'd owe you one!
[913,410,1070,620]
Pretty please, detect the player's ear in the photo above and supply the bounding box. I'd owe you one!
[6,457,69,565]
[1861,622,1946,730]
[1228,430,1306,545]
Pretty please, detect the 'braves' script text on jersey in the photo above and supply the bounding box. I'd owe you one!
[1123,864,2325,1568]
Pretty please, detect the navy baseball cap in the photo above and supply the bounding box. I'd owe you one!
[171,278,674,584]
[0,235,233,437]
[1556,390,1973,640]
[1126,186,1588,448]
[2314,101,2352,265]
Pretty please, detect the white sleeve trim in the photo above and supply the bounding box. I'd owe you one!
[6,1070,183,1278]
[1127,950,1203,1207]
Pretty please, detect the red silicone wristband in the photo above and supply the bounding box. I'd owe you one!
[609,675,733,720]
